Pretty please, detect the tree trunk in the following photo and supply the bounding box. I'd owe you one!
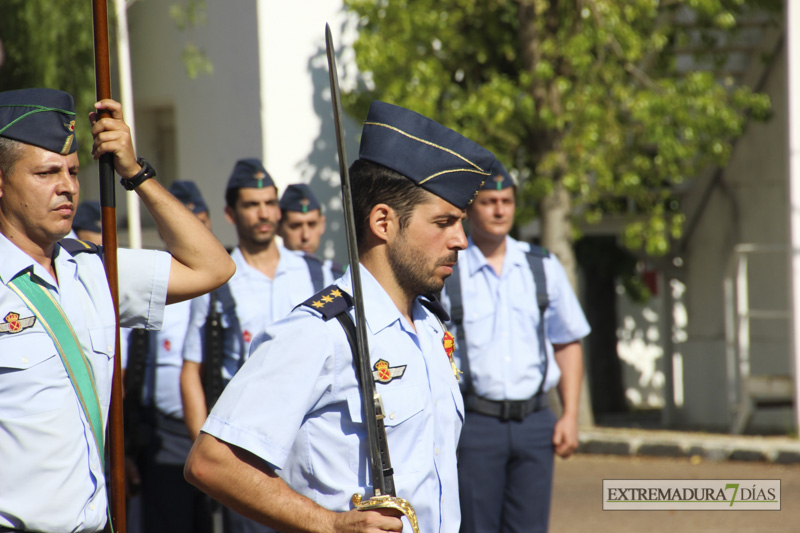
[519,0,596,429]
[541,182,596,429]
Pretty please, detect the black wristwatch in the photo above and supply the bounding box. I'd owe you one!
[120,157,157,191]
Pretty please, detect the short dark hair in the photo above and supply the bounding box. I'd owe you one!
[0,137,24,177]
[350,159,431,252]
[225,187,240,209]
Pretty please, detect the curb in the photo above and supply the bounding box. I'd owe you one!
[577,427,800,464]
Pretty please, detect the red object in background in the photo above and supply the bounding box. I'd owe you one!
[643,269,658,296]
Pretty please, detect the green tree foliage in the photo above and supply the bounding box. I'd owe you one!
[0,0,213,168]
[0,0,96,167]
[343,0,776,260]
[169,0,213,79]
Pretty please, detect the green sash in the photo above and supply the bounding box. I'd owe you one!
[8,270,105,465]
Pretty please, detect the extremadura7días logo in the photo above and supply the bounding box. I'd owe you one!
[602,479,780,510]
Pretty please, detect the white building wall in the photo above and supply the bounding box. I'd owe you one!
[125,0,355,258]
[678,40,791,432]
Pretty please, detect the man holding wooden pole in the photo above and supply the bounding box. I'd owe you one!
[0,88,235,533]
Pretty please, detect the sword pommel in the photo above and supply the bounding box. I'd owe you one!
[352,493,421,533]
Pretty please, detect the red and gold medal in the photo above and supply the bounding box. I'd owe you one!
[442,331,461,381]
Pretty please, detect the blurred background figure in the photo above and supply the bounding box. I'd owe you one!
[180,160,327,533]
[124,180,215,533]
[278,183,343,281]
[71,200,103,245]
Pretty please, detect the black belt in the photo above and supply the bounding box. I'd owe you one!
[464,392,548,422]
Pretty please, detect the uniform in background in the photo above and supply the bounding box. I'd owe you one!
[278,183,344,285]
[124,181,215,533]
[185,101,497,533]
[71,200,103,245]
[180,160,327,533]
[441,161,591,533]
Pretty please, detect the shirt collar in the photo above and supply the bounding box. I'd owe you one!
[0,233,72,289]
[275,245,310,274]
[465,235,526,276]
[232,245,308,279]
[338,264,422,336]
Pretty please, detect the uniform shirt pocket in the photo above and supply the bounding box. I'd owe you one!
[89,325,116,359]
[461,307,495,352]
[346,386,427,476]
[0,333,64,418]
[510,295,541,348]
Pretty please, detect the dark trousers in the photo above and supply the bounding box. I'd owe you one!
[132,410,214,533]
[223,508,273,533]
[458,408,557,533]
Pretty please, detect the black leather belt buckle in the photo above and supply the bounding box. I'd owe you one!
[501,400,526,422]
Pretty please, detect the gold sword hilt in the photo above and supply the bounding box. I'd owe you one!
[352,493,420,533]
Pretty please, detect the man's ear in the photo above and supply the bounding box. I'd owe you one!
[367,203,395,244]
[224,205,236,226]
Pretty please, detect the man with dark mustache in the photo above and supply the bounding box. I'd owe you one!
[0,88,234,533]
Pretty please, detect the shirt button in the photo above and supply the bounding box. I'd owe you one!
[21,357,28,364]
[90,503,96,511]
[435,448,439,455]
[107,345,113,352]
[389,413,396,420]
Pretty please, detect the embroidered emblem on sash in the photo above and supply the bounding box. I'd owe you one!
[0,311,36,334]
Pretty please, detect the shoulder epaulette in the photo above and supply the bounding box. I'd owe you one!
[59,238,102,256]
[296,284,354,321]
[526,243,550,258]
[420,294,450,323]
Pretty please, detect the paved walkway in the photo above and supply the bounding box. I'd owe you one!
[578,426,800,463]
[552,454,800,532]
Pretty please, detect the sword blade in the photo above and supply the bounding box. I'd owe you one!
[325,23,394,497]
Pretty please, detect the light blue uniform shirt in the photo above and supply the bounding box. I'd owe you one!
[290,249,340,289]
[182,246,322,380]
[122,299,192,418]
[441,236,590,400]
[203,266,464,533]
[0,234,170,533]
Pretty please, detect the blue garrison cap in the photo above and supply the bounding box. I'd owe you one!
[358,101,495,210]
[482,160,515,191]
[72,201,102,233]
[280,183,321,214]
[0,88,78,155]
[226,158,275,191]
[169,180,209,214]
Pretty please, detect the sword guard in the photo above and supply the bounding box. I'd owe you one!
[351,493,420,533]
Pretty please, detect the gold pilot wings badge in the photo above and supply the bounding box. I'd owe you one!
[372,359,407,384]
[0,311,36,334]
